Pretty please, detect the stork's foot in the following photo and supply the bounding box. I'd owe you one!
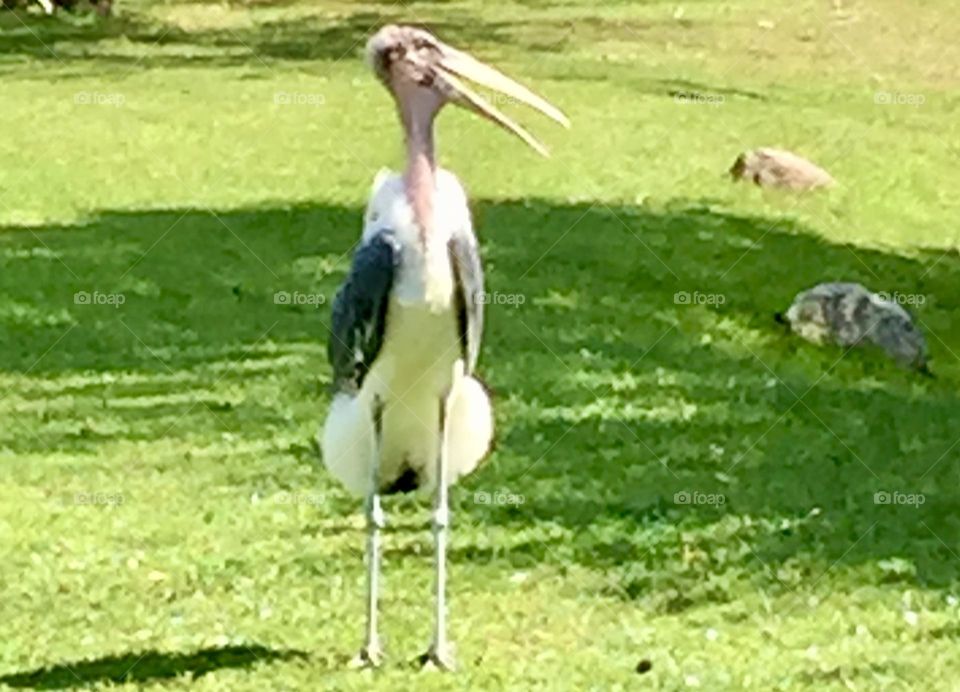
[349,643,384,669]
[418,644,456,672]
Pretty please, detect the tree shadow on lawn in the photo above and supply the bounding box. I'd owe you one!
[1,198,958,595]
[0,644,308,689]
[0,9,515,73]
[0,4,742,82]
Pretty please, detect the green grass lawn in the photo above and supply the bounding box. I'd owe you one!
[1,0,959,689]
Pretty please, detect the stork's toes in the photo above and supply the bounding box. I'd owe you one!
[418,644,456,672]
[349,643,384,669]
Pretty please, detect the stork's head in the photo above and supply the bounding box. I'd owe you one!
[366,25,569,156]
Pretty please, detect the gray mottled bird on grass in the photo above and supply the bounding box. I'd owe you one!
[320,25,568,671]
[776,282,931,374]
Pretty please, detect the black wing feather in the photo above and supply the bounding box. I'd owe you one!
[448,229,485,374]
[327,231,401,393]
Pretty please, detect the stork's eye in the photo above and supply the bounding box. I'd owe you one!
[412,35,439,56]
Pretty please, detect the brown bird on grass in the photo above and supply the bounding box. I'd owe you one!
[730,148,834,191]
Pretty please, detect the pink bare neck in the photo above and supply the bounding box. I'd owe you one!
[397,86,443,242]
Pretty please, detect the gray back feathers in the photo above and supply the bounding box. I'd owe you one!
[448,227,485,375]
[780,282,928,371]
[327,231,402,394]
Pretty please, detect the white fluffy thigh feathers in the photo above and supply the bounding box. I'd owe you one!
[320,361,493,497]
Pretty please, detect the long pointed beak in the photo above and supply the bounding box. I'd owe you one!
[436,47,569,156]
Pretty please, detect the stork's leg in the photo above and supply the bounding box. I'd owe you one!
[421,387,456,671]
[351,398,385,668]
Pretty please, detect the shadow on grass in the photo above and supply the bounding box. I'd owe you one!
[0,3,734,81]
[0,645,308,689]
[1,198,959,596]
[0,9,513,72]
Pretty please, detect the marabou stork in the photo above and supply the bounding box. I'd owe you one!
[320,25,568,670]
